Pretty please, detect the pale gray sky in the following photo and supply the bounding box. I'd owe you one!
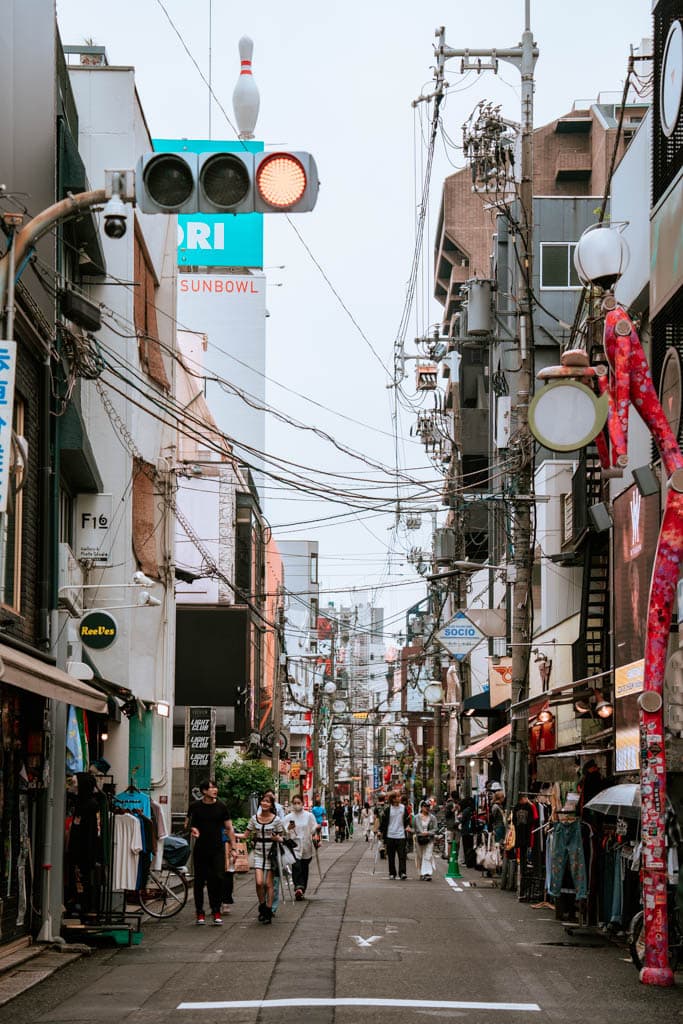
[56,0,652,641]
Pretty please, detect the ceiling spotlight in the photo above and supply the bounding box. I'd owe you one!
[155,701,171,718]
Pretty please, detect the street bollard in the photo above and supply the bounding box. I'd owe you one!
[446,839,462,879]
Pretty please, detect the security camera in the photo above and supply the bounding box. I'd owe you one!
[132,570,154,587]
[103,195,127,239]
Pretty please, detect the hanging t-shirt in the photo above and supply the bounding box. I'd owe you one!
[187,799,231,855]
[113,814,143,890]
[114,789,151,817]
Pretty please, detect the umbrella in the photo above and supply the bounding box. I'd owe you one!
[584,783,641,819]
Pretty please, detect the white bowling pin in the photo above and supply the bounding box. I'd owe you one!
[232,36,260,140]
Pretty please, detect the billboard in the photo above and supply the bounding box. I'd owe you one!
[613,485,660,668]
[153,138,264,268]
[613,484,660,773]
[176,272,266,485]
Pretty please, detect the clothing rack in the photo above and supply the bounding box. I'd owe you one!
[63,777,143,947]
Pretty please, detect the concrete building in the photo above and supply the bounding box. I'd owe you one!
[65,45,177,805]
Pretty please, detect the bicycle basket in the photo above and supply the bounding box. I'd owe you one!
[163,835,190,867]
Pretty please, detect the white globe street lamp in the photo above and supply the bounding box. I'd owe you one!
[573,223,630,290]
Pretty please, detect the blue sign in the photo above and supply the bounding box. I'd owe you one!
[373,765,381,790]
[0,341,17,513]
[153,138,264,268]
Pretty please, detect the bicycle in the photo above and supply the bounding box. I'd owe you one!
[629,886,683,972]
[138,863,189,919]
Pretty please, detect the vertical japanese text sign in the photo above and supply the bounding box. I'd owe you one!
[0,342,17,513]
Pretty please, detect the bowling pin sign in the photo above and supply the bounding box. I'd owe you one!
[233,36,260,140]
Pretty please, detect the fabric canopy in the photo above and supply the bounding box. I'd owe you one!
[455,723,511,759]
[0,643,107,713]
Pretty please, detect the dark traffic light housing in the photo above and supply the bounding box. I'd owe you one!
[136,150,318,215]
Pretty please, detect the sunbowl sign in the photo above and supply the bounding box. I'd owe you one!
[437,611,485,661]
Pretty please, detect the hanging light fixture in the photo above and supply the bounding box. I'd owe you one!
[595,694,614,719]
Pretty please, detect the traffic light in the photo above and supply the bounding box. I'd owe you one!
[136,150,319,215]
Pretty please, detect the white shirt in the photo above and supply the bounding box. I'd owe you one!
[387,804,407,839]
[113,814,143,890]
[283,809,318,859]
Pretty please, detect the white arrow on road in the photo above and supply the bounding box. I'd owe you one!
[350,934,382,948]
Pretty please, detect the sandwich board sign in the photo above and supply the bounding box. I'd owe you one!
[437,611,485,661]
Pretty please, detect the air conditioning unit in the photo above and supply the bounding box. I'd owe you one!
[58,543,84,617]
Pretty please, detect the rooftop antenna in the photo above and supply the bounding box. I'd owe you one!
[233,36,260,140]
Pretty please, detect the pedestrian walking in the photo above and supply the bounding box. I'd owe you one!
[185,778,237,926]
[413,800,438,880]
[262,788,285,915]
[360,802,373,841]
[460,796,477,868]
[283,794,320,899]
[344,798,354,838]
[379,790,412,879]
[332,800,347,842]
[311,795,326,827]
[442,792,461,861]
[239,792,285,924]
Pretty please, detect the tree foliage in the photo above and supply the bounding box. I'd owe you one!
[215,752,274,815]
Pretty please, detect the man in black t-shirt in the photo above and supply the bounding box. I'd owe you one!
[185,778,236,925]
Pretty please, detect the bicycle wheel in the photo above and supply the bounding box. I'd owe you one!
[139,867,188,919]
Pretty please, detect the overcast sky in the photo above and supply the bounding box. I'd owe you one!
[56,0,652,643]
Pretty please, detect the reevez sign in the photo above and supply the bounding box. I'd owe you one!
[153,138,264,268]
[437,611,485,661]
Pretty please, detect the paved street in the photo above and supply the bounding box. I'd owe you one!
[2,836,682,1024]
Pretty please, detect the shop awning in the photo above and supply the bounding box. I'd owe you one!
[0,644,107,714]
[455,723,511,759]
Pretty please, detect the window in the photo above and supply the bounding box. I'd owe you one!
[310,597,319,631]
[310,552,318,585]
[59,486,74,547]
[540,243,581,289]
[0,398,25,613]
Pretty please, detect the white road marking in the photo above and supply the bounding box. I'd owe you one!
[446,878,463,891]
[350,934,383,947]
[177,998,541,1012]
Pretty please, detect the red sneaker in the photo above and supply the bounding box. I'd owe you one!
[212,913,223,926]
[196,913,205,925]
[295,888,304,901]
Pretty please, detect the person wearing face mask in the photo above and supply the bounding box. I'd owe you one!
[284,794,320,899]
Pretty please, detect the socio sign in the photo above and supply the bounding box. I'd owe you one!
[437,611,484,661]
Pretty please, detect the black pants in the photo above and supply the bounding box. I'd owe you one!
[292,857,311,893]
[193,848,224,914]
[385,837,407,877]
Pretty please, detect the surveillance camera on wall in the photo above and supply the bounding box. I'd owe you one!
[103,195,128,239]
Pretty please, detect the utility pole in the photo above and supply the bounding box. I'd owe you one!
[436,1,538,809]
[271,598,285,797]
[326,624,337,810]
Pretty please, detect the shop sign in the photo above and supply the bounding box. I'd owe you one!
[437,611,485,661]
[75,494,113,564]
[0,341,17,514]
[79,610,118,650]
[290,762,301,780]
[186,706,216,805]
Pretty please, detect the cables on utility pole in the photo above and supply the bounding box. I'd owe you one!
[436,1,538,809]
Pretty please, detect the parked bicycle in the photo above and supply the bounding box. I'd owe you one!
[138,835,191,920]
[629,885,683,972]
